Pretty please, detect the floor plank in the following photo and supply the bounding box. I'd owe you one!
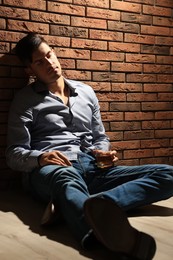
[0,190,173,259]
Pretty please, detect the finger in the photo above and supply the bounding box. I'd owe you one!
[54,151,72,166]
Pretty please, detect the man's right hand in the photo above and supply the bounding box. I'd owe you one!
[38,151,72,167]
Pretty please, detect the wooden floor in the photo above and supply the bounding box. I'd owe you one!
[0,189,173,260]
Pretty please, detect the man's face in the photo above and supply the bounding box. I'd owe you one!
[27,42,62,84]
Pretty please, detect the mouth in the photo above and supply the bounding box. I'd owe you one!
[48,66,59,74]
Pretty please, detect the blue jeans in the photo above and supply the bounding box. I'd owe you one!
[30,152,173,241]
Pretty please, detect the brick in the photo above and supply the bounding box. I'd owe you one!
[72,38,107,50]
[7,20,49,34]
[144,64,172,73]
[117,159,140,166]
[0,124,7,134]
[93,72,125,82]
[77,60,110,71]
[125,33,155,44]
[144,84,173,92]
[126,0,154,4]
[111,1,141,13]
[157,56,173,64]
[141,139,169,148]
[63,70,91,80]
[155,0,173,7]
[108,21,139,33]
[86,81,111,92]
[158,93,173,101]
[155,111,173,120]
[4,0,46,9]
[142,102,173,111]
[0,89,13,99]
[101,112,123,121]
[124,149,154,159]
[0,66,11,76]
[124,130,154,140]
[31,11,70,25]
[0,19,5,29]
[110,121,140,131]
[0,53,19,66]
[127,74,157,83]
[111,62,142,72]
[59,59,75,69]
[112,83,142,92]
[142,120,170,129]
[11,67,27,78]
[99,102,109,111]
[54,48,90,59]
[109,42,140,53]
[106,132,123,141]
[127,93,157,102]
[74,0,109,8]
[143,4,172,16]
[0,6,29,19]
[56,0,72,2]
[112,140,140,150]
[71,17,106,29]
[141,157,169,165]
[87,7,120,20]
[48,2,85,16]
[141,25,169,36]
[0,78,27,89]
[44,35,70,48]
[97,93,126,102]
[156,36,173,46]
[92,51,124,61]
[0,42,10,53]
[0,101,11,112]
[110,102,140,112]
[157,75,173,83]
[0,158,8,169]
[125,112,154,121]
[141,45,170,55]
[121,12,152,25]
[90,29,123,41]
[171,47,173,55]
[154,147,173,157]
[50,26,88,38]
[126,54,155,63]
[104,122,110,131]
[153,17,173,27]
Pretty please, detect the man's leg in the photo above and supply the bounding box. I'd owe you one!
[30,164,91,241]
[88,164,173,210]
[83,164,173,259]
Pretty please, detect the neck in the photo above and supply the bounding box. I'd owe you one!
[48,76,65,95]
[48,77,69,105]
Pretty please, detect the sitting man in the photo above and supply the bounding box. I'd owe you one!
[6,32,173,260]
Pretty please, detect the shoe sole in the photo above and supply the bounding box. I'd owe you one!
[84,197,156,260]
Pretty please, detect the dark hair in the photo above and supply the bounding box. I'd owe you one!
[15,33,48,65]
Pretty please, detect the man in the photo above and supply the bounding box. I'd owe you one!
[6,33,173,260]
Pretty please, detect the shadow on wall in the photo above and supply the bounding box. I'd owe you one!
[0,50,29,190]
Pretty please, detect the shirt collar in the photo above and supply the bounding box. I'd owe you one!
[32,77,77,97]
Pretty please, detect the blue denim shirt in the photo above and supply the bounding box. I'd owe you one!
[6,78,110,172]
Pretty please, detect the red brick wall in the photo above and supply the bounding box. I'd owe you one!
[0,0,173,188]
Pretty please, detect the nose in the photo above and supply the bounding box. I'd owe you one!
[45,57,53,65]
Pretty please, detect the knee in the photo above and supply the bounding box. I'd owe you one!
[157,165,173,190]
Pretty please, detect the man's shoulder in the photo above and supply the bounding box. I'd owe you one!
[65,78,94,93]
[14,82,35,97]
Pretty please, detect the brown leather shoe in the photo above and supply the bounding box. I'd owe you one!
[84,197,156,260]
